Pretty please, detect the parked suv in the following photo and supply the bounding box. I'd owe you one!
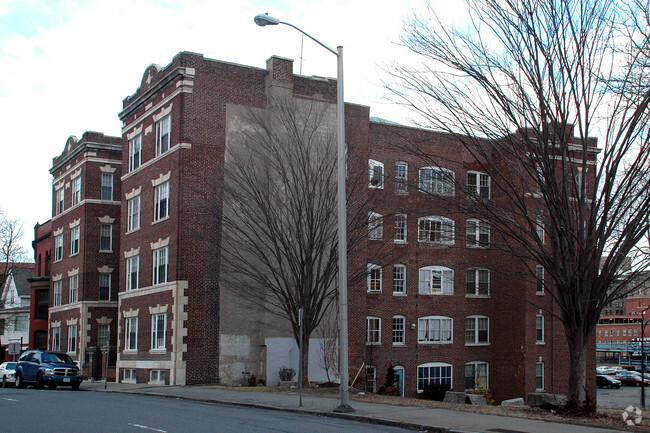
[15,350,83,390]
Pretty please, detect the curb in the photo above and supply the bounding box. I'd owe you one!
[91,387,476,433]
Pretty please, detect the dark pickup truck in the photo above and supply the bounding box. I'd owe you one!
[15,350,83,390]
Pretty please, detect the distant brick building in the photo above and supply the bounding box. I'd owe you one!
[49,132,122,380]
[27,220,52,350]
[45,51,594,401]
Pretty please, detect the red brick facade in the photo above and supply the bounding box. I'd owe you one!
[44,51,594,400]
[49,132,122,380]
[28,220,52,350]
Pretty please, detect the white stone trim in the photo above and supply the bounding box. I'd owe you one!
[100,164,117,173]
[151,237,170,250]
[66,318,78,326]
[97,316,113,325]
[50,320,62,328]
[99,215,116,224]
[70,169,82,179]
[126,186,142,200]
[52,273,63,282]
[68,268,80,277]
[124,247,140,259]
[69,218,81,229]
[127,125,143,140]
[145,125,153,136]
[152,103,173,122]
[55,180,65,190]
[53,227,64,236]
[97,265,114,274]
[123,308,139,318]
[152,171,171,187]
[149,304,169,315]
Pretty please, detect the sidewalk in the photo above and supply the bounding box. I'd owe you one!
[82,381,627,433]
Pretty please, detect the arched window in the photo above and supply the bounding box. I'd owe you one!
[417,362,452,392]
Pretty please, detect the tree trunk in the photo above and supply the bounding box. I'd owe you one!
[566,332,592,409]
[301,337,310,386]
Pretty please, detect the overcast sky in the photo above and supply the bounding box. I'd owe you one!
[0,0,463,254]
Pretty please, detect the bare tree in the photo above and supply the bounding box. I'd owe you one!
[220,95,377,383]
[0,209,27,285]
[317,316,339,383]
[386,0,650,409]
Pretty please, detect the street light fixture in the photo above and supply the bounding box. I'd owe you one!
[254,13,353,413]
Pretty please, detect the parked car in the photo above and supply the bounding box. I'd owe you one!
[15,350,83,390]
[0,362,17,387]
[596,366,611,374]
[597,374,622,389]
[615,373,650,387]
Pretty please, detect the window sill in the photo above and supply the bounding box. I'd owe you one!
[535,292,545,296]
[149,349,167,354]
[367,290,382,294]
[465,295,490,299]
[392,292,406,297]
[99,250,113,254]
[70,252,79,258]
[152,216,170,226]
[126,227,141,235]
[536,342,546,346]
[368,237,383,241]
[392,343,406,347]
[418,292,453,296]
[123,349,138,354]
[366,343,381,346]
[418,341,452,345]
[466,245,490,249]
[394,240,408,245]
[465,342,490,346]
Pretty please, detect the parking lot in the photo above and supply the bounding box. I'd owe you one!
[598,383,650,409]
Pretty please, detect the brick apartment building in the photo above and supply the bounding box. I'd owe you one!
[27,220,52,350]
[43,50,594,401]
[49,132,122,379]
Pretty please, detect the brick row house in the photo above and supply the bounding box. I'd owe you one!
[27,220,52,351]
[49,132,122,379]
[42,51,594,401]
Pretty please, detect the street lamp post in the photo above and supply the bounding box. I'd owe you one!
[254,13,353,413]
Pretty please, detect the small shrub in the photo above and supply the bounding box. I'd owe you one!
[279,366,296,381]
[419,383,451,401]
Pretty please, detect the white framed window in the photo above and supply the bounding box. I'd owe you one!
[465,315,489,345]
[536,314,545,343]
[69,275,78,303]
[51,326,61,351]
[150,369,166,384]
[392,315,405,345]
[418,266,454,295]
[419,167,454,196]
[101,173,113,201]
[156,114,171,156]
[123,368,136,383]
[417,362,452,392]
[368,212,383,240]
[53,280,62,307]
[465,361,488,390]
[100,224,112,251]
[153,247,169,285]
[418,216,454,244]
[368,159,384,188]
[98,324,109,349]
[71,176,81,206]
[393,264,406,295]
[366,316,381,345]
[395,162,408,192]
[466,219,489,247]
[129,134,142,172]
[99,273,111,301]
[394,213,407,242]
[125,317,138,351]
[365,365,377,392]
[54,234,63,262]
[154,181,170,221]
[418,316,453,343]
[367,264,382,293]
[151,313,167,350]
[127,195,141,232]
[536,216,545,244]
[536,265,545,294]
[126,255,140,291]
[466,268,489,296]
[536,362,544,390]
[467,171,490,199]
[55,187,65,215]
[70,226,80,256]
[67,324,77,353]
